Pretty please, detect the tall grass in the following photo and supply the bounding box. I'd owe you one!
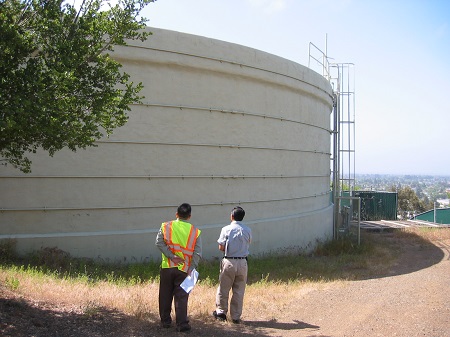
[0,231,373,286]
[0,231,391,287]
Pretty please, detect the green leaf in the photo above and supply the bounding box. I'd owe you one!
[0,0,154,172]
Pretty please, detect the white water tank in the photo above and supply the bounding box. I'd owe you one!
[0,27,334,262]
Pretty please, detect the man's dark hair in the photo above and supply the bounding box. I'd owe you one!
[177,203,192,219]
[231,206,245,221]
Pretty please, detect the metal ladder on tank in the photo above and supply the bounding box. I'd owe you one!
[308,38,358,241]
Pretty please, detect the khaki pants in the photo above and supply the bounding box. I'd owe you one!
[215,258,248,320]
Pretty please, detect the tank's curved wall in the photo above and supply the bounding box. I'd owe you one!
[0,27,334,261]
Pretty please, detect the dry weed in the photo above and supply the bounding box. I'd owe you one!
[0,272,161,321]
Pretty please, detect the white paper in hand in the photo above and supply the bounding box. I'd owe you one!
[180,269,199,293]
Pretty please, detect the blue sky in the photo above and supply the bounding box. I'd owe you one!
[140,0,450,176]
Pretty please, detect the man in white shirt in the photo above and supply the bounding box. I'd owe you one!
[213,206,252,324]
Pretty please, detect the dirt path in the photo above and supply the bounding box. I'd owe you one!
[279,243,448,337]
[1,233,449,337]
[227,235,450,337]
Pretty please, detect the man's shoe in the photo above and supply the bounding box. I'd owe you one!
[212,310,227,321]
[161,322,171,328]
[232,319,241,324]
[176,324,191,332]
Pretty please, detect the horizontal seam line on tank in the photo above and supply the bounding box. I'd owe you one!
[132,102,332,133]
[0,205,333,239]
[122,45,334,100]
[0,174,330,179]
[93,140,332,154]
[0,191,331,212]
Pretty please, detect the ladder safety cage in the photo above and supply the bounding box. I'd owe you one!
[308,39,357,241]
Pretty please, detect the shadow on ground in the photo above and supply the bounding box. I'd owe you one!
[175,317,321,337]
[0,290,321,337]
[360,229,448,279]
[0,293,155,337]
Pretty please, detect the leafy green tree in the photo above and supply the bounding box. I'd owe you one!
[0,0,153,172]
[389,185,432,219]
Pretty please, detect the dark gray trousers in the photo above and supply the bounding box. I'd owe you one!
[159,267,190,327]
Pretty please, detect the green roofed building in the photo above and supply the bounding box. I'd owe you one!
[414,208,450,225]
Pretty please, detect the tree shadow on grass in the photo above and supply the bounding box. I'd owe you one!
[0,287,319,337]
[0,289,320,337]
[0,292,156,337]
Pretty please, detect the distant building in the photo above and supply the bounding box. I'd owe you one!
[414,208,450,225]
[437,199,450,207]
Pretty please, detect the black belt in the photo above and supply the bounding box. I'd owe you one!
[224,256,247,260]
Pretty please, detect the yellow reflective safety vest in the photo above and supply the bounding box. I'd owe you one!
[161,219,201,273]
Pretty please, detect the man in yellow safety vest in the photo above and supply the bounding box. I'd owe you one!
[155,203,202,332]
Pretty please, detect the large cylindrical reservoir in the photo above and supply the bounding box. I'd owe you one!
[0,27,334,261]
